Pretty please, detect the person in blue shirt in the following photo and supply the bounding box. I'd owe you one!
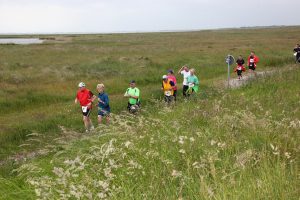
[96,83,110,125]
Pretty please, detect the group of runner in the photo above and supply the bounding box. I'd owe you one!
[161,66,199,103]
[75,46,299,132]
[74,65,199,132]
[234,51,259,79]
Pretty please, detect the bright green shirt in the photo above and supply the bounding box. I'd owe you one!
[187,75,199,92]
[125,87,140,104]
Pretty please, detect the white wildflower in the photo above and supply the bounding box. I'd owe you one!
[284,152,291,159]
[210,140,217,146]
[171,170,182,178]
[192,162,200,169]
[124,141,132,148]
[179,149,186,154]
[97,192,107,199]
[217,142,226,148]
[189,137,195,142]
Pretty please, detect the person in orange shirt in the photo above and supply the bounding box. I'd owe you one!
[161,75,175,104]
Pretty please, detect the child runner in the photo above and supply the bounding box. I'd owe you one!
[96,83,110,125]
[235,55,246,79]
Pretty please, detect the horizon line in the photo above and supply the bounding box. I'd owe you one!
[0,25,299,35]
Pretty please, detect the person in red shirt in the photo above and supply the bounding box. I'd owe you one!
[74,82,97,132]
[247,51,259,76]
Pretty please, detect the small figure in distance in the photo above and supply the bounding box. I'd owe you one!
[178,64,191,98]
[247,51,259,76]
[167,69,177,101]
[75,82,97,133]
[124,80,140,114]
[293,44,300,63]
[161,75,175,104]
[186,68,199,96]
[96,83,110,125]
[235,55,246,80]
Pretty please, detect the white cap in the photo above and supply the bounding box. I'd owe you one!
[162,75,168,79]
[78,82,85,87]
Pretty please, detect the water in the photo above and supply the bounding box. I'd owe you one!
[0,38,44,44]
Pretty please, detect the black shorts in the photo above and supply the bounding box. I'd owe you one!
[183,85,189,96]
[82,108,91,117]
[249,65,255,70]
[173,90,177,100]
[164,95,174,103]
[237,70,242,76]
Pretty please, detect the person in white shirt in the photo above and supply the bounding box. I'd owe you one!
[178,65,191,97]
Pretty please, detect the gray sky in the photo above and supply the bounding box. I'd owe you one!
[0,0,299,34]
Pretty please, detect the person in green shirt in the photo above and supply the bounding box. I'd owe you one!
[124,80,140,113]
[186,68,199,95]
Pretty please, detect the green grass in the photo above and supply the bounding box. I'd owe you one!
[0,26,299,199]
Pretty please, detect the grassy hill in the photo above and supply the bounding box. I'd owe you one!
[0,27,299,199]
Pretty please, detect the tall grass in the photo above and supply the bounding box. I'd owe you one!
[0,27,299,199]
[7,67,300,199]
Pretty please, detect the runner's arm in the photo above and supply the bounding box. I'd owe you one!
[177,66,184,74]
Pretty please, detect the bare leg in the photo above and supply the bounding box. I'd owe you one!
[98,115,103,125]
[83,116,89,130]
[106,116,110,124]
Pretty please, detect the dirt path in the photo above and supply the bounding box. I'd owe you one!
[227,66,297,89]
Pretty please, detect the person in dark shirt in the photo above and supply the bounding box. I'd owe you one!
[293,44,300,63]
[96,83,110,125]
[235,55,246,79]
[236,55,245,66]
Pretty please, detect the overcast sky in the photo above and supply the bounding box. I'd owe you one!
[0,0,299,34]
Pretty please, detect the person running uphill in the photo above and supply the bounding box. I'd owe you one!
[235,55,246,79]
[96,83,110,125]
[186,68,199,96]
[161,75,175,104]
[75,82,97,132]
[124,80,140,113]
[167,69,177,100]
[293,44,300,63]
[247,51,259,76]
[178,65,190,97]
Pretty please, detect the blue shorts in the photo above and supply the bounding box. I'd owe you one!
[98,109,110,117]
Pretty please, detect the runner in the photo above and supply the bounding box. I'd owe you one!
[96,83,110,125]
[161,75,175,104]
[167,69,177,100]
[186,68,199,96]
[178,65,190,97]
[124,80,140,113]
[293,44,300,63]
[235,55,246,80]
[74,82,97,132]
[247,51,259,76]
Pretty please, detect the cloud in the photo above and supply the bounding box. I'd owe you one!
[0,0,299,33]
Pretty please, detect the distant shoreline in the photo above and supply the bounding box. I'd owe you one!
[0,25,299,36]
